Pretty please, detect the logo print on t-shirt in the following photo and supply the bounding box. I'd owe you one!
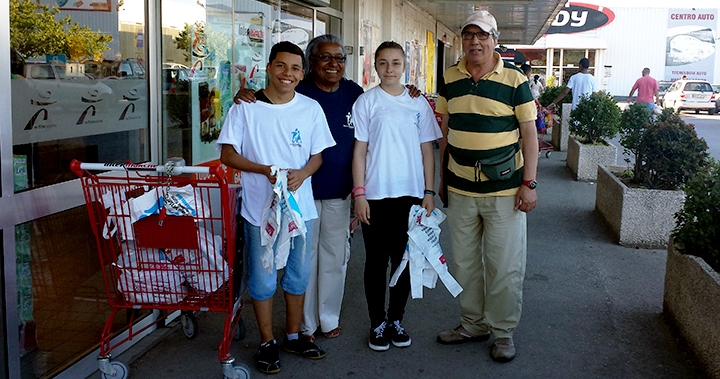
[343,112,354,129]
[290,128,303,147]
[414,112,421,129]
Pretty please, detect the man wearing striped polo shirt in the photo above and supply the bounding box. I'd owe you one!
[434,10,538,362]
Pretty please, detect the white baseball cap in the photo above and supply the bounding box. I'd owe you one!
[462,10,499,38]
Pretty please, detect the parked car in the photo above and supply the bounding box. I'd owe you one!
[657,80,672,103]
[712,84,720,93]
[662,79,717,115]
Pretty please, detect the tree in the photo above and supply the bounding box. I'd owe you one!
[10,0,112,61]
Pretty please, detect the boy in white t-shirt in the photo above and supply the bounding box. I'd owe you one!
[217,41,335,374]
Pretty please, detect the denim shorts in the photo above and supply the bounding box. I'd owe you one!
[244,219,313,301]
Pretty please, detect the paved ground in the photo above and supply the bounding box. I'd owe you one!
[87,146,708,379]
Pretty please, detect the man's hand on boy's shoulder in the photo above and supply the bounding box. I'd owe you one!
[234,88,257,104]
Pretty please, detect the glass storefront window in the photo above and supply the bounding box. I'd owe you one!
[563,50,586,67]
[9,0,150,192]
[17,208,139,379]
[161,0,329,167]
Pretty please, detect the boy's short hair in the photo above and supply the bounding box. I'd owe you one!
[269,41,306,68]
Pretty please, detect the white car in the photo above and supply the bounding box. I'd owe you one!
[662,79,717,115]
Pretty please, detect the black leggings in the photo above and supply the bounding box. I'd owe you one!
[361,196,421,328]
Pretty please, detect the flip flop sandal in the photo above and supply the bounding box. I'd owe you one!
[323,326,341,339]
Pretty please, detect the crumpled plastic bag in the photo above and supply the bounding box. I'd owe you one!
[115,248,186,304]
[166,227,229,293]
[389,205,463,299]
[259,167,307,272]
[128,184,209,223]
[102,190,134,240]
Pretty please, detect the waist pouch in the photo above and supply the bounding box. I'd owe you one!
[451,145,518,182]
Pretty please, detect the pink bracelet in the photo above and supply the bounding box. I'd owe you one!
[352,186,366,194]
[353,193,366,199]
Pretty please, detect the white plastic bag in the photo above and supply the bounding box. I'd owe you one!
[389,205,463,299]
[259,167,307,272]
[128,184,209,223]
[115,248,186,304]
[166,227,229,293]
[102,190,134,240]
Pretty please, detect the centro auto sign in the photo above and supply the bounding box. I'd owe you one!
[546,3,615,34]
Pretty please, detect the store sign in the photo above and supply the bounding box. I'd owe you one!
[665,8,717,82]
[546,3,615,34]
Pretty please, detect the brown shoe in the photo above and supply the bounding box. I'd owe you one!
[491,337,516,362]
[437,325,490,345]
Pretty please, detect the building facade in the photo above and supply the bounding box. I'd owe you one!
[510,2,720,95]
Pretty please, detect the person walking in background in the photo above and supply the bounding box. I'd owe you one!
[521,64,544,100]
[550,57,597,110]
[352,41,441,352]
[530,75,544,99]
[217,41,335,374]
[434,10,538,363]
[628,67,659,110]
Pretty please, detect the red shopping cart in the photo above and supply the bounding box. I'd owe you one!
[71,160,249,379]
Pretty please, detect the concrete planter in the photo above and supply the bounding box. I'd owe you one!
[663,240,720,379]
[595,165,685,248]
[551,103,571,151]
[566,136,617,181]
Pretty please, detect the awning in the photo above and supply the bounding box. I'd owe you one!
[495,47,527,64]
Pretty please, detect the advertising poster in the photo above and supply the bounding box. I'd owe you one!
[426,31,434,93]
[361,21,379,89]
[665,9,717,82]
[189,22,220,165]
[55,0,111,12]
[234,14,266,92]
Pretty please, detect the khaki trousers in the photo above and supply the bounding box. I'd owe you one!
[447,192,527,339]
[302,198,351,335]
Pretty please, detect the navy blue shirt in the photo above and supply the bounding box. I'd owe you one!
[297,78,363,200]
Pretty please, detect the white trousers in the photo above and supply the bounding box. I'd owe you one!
[302,198,351,335]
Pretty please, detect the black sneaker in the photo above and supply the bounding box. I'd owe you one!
[368,321,390,351]
[255,340,281,374]
[387,320,412,347]
[283,335,326,359]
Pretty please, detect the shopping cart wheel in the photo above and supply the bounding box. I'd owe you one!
[181,312,199,339]
[100,361,128,379]
[545,151,552,158]
[224,365,251,379]
[233,318,246,341]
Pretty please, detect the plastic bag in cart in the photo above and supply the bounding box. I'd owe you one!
[115,248,187,304]
[166,227,229,293]
[259,167,307,272]
[128,184,210,224]
[102,190,134,240]
[389,205,463,299]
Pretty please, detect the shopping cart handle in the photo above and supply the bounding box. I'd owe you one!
[71,160,221,177]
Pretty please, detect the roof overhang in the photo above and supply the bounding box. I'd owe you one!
[409,0,566,45]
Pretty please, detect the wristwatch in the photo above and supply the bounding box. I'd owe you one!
[522,179,537,190]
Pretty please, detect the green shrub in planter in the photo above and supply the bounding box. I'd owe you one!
[569,90,621,144]
[673,159,720,272]
[635,109,708,190]
[619,102,653,178]
[538,85,571,118]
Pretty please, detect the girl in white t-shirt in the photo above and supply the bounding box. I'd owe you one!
[351,41,442,352]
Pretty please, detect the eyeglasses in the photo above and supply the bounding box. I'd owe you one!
[313,54,347,63]
[462,31,492,40]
